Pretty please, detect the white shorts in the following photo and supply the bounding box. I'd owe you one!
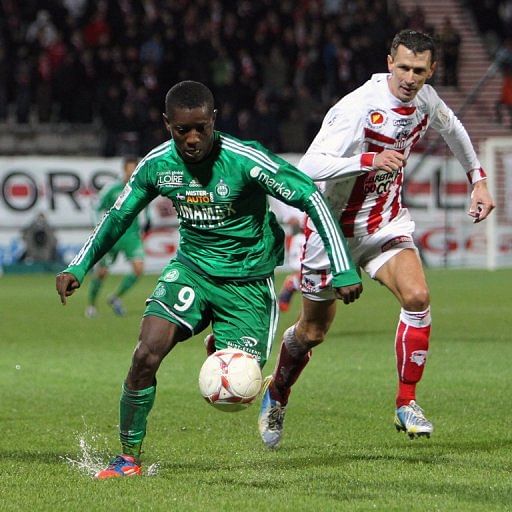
[301,208,417,301]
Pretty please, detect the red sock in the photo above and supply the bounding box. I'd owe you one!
[271,329,311,405]
[395,308,431,408]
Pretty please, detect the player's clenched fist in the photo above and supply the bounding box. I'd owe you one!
[56,272,80,305]
[373,150,406,172]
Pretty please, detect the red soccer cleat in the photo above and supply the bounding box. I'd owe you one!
[95,455,142,479]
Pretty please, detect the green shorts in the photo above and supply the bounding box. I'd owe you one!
[144,260,279,367]
[99,231,144,267]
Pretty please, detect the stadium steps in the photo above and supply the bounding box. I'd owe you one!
[398,0,510,154]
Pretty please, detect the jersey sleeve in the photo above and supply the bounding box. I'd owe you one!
[63,162,157,283]
[426,87,486,184]
[298,100,374,181]
[247,145,361,288]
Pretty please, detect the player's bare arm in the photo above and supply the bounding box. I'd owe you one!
[56,272,80,305]
[372,150,407,172]
[468,179,495,223]
[334,283,363,304]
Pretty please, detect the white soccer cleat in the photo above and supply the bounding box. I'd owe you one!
[258,376,286,449]
[394,400,433,439]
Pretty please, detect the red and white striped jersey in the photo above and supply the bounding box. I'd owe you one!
[299,73,484,237]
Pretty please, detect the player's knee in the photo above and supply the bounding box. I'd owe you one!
[296,321,328,349]
[402,287,430,311]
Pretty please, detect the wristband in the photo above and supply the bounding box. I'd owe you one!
[466,167,487,184]
[361,152,376,168]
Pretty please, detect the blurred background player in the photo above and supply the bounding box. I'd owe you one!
[259,29,495,448]
[56,81,362,479]
[85,156,146,317]
[268,197,306,313]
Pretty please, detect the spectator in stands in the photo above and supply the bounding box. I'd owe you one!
[438,17,461,87]
[1,0,406,154]
[495,37,512,127]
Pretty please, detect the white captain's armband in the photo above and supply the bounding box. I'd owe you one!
[466,167,487,185]
[114,183,132,209]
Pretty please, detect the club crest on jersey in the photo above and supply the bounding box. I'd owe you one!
[153,284,166,298]
[163,269,179,282]
[215,179,230,197]
[368,109,387,128]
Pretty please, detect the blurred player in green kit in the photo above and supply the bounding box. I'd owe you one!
[56,81,363,479]
[85,156,146,318]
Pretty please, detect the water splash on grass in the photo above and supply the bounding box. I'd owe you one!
[61,426,109,477]
[61,420,161,477]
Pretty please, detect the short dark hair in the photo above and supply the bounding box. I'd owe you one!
[390,29,437,62]
[165,81,214,116]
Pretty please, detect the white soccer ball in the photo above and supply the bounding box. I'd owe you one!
[198,348,263,412]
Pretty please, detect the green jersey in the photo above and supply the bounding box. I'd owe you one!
[65,132,359,287]
[96,181,140,237]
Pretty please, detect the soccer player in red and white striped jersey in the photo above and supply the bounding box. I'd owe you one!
[259,30,495,447]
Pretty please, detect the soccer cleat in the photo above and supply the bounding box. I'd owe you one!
[394,400,433,439]
[108,295,126,316]
[85,305,98,318]
[94,455,142,479]
[258,376,286,449]
[204,333,216,356]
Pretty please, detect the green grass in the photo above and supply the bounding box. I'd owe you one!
[1,269,511,511]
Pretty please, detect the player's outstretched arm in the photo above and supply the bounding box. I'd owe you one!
[468,180,495,223]
[56,272,80,305]
[334,283,363,305]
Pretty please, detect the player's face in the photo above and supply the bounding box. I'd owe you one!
[164,106,216,163]
[387,45,436,102]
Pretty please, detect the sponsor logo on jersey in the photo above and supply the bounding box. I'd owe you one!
[410,350,427,366]
[226,341,261,361]
[163,269,180,282]
[250,165,296,200]
[189,179,202,187]
[393,118,412,127]
[173,201,236,227]
[215,179,230,197]
[363,169,400,195]
[368,109,387,128]
[185,190,214,203]
[157,171,184,188]
[381,235,413,252]
[240,336,259,348]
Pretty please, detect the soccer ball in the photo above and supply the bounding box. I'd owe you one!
[198,348,263,412]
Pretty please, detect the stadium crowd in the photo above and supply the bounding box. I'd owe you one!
[1,0,409,155]
[0,1,510,156]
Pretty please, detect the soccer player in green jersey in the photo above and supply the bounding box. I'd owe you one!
[85,156,145,318]
[56,80,363,479]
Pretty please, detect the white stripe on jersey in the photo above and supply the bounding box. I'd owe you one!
[265,277,279,361]
[146,298,194,334]
[68,212,109,266]
[220,135,280,174]
[71,141,172,267]
[128,140,172,185]
[310,191,351,271]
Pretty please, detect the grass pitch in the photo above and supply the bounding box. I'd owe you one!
[1,269,511,511]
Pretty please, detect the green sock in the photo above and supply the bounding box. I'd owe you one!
[88,277,102,305]
[115,274,138,297]
[119,383,156,458]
